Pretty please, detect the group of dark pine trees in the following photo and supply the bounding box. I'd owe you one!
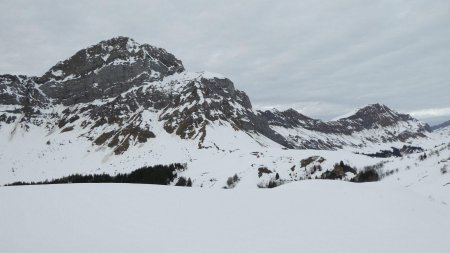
[6,163,193,187]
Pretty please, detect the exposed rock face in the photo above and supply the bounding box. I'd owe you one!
[38,37,184,105]
[259,104,430,149]
[156,73,290,147]
[341,104,424,130]
[0,75,49,123]
[259,108,316,129]
[0,37,430,153]
[0,75,47,107]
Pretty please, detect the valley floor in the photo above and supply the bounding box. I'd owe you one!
[1,181,449,253]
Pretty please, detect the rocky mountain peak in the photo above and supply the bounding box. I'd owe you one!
[341,103,412,128]
[355,103,395,113]
[40,36,184,82]
[258,108,314,129]
[37,37,184,105]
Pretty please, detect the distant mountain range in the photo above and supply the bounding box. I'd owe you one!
[431,120,450,131]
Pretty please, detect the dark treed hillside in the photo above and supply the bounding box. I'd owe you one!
[5,163,191,187]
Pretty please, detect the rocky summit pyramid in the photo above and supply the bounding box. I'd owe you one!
[0,37,430,155]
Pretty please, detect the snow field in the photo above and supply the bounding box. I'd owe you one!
[1,181,449,253]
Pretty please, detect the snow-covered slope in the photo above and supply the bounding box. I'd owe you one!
[1,121,449,206]
[1,182,449,253]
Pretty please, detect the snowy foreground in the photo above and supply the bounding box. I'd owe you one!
[1,181,449,253]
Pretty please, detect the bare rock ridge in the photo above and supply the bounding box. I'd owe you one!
[258,104,430,149]
[0,37,430,152]
[431,120,450,131]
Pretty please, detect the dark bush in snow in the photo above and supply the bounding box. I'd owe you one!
[320,161,356,180]
[257,179,284,188]
[257,173,285,188]
[351,168,380,183]
[175,177,193,187]
[350,161,389,183]
[258,167,272,177]
[419,153,427,161]
[267,180,278,188]
[441,165,448,174]
[175,177,187,186]
[225,174,240,189]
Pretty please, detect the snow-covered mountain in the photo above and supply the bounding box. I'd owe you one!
[432,119,450,131]
[259,104,430,149]
[0,37,292,153]
[0,37,430,150]
[1,37,443,190]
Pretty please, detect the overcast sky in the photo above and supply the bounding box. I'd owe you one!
[1,0,449,124]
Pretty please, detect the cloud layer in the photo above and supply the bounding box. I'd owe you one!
[0,0,449,123]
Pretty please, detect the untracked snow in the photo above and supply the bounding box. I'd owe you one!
[0,181,449,253]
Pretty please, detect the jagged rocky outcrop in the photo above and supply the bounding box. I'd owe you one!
[0,37,431,153]
[156,73,290,148]
[0,75,47,106]
[259,104,430,149]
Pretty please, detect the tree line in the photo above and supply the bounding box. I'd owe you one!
[5,163,191,186]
